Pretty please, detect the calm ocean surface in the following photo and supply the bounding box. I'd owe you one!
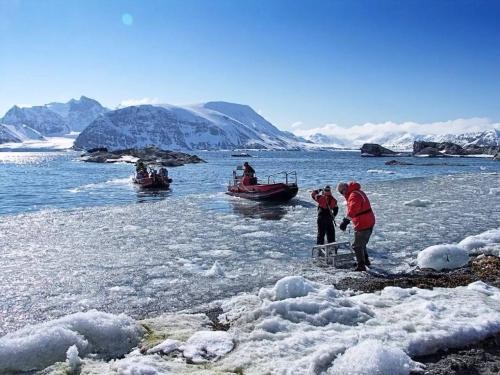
[1,150,498,215]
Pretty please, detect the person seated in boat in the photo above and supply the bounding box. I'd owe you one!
[136,161,146,173]
[136,170,147,179]
[241,174,251,186]
[149,169,158,183]
[243,162,257,185]
[243,162,255,176]
[159,167,168,177]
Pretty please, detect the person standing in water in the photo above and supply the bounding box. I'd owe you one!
[311,185,338,245]
[337,181,375,271]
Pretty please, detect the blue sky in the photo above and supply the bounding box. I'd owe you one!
[1,0,499,131]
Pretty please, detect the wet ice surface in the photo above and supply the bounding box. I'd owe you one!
[0,172,499,334]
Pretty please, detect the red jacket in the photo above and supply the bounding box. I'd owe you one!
[344,182,375,231]
[311,191,338,216]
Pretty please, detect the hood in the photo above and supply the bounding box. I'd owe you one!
[345,182,361,197]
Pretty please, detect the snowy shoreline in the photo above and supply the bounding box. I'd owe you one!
[1,227,499,374]
[1,167,499,373]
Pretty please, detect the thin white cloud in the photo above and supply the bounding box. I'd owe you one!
[294,118,499,140]
[291,121,303,129]
[118,98,163,108]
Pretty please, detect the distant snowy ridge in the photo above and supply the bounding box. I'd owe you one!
[297,117,500,151]
[74,101,307,151]
[305,129,500,151]
[1,96,108,139]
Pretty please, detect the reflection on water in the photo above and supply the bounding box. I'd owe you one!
[231,199,315,221]
[135,189,171,203]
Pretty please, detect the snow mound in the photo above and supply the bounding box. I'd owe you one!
[180,331,234,363]
[329,339,422,375]
[215,277,500,374]
[417,244,469,271]
[458,228,500,256]
[147,339,181,355]
[258,276,317,301]
[66,345,82,372]
[204,261,225,277]
[0,310,143,372]
[111,354,165,375]
[404,198,432,207]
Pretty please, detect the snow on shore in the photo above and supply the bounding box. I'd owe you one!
[3,224,499,374]
[12,276,498,374]
[0,311,143,372]
[418,227,500,270]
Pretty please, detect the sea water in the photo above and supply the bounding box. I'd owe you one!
[0,150,499,334]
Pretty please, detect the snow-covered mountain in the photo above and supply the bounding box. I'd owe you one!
[306,129,500,151]
[74,102,306,151]
[1,96,108,137]
[1,106,70,136]
[46,96,108,132]
[0,123,44,143]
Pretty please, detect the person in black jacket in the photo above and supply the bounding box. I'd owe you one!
[243,162,257,185]
[311,185,339,245]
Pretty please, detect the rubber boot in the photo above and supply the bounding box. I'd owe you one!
[353,247,366,271]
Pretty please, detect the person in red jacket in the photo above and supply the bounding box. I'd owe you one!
[311,185,339,245]
[337,181,376,271]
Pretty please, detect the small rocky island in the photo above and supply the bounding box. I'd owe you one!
[360,141,499,158]
[360,143,399,157]
[413,141,499,157]
[80,146,206,166]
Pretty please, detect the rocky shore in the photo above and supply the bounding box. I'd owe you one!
[333,255,500,375]
[199,255,500,374]
[79,146,206,166]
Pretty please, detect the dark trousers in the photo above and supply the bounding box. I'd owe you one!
[317,215,335,245]
[352,228,372,266]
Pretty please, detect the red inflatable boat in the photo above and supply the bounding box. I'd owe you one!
[133,175,172,189]
[227,168,298,202]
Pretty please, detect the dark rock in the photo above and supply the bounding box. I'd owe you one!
[414,146,446,157]
[80,146,206,166]
[385,159,414,166]
[410,334,500,375]
[334,255,500,293]
[87,147,108,153]
[494,153,500,161]
[360,143,397,157]
[414,141,500,157]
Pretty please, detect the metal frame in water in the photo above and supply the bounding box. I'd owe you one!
[312,241,354,268]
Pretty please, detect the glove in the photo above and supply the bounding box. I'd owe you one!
[339,218,350,231]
